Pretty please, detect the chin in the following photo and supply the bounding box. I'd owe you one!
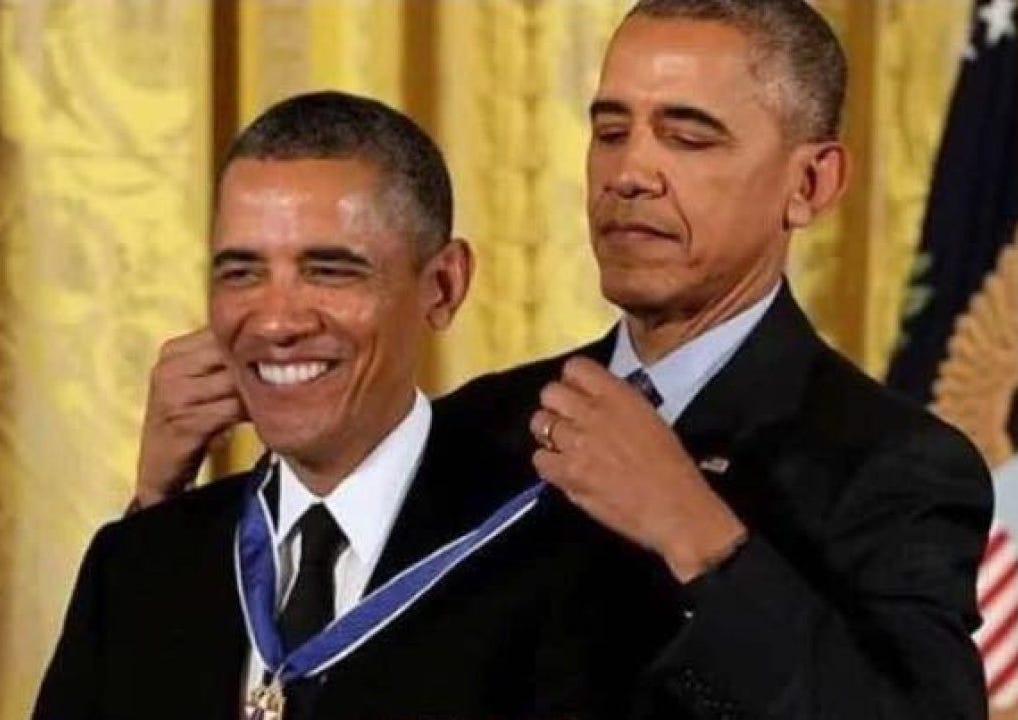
[601,273,678,314]
[249,411,333,460]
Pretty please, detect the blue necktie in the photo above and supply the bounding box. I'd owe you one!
[625,368,664,409]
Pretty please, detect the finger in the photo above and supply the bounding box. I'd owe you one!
[195,397,246,433]
[165,370,239,409]
[175,397,245,437]
[157,327,218,360]
[529,409,560,449]
[532,448,572,487]
[539,381,594,422]
[156,343,229,379]
[530,408,584,454]
[545,418,582,454]
[560,356,624,397]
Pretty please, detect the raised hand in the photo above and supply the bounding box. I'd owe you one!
[530,357,746,582]
[135,328,246,508]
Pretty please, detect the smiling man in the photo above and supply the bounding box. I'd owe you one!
[116,1,988,718]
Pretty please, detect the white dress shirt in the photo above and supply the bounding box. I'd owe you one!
[243,390,432,693]
[608,284,779,424]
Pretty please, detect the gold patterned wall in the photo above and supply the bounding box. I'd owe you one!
[0,3,974,719]
[0,2,210,717]
[793,0,972,378]
[431,0,629,387]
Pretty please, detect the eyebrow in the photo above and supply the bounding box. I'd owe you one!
[589,99,630,120]
[211,245,373,269]
[211,248,259,269]
[301,246,372,268]
[659,105,732,138]
[589,98,733,139]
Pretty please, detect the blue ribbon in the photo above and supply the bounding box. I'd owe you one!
[235,473,545,682]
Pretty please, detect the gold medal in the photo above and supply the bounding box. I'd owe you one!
[244,678,285,720]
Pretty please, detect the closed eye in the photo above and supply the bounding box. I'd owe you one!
[594,128,629,145]
[664,133,720,150]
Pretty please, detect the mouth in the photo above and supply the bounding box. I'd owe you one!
[251,360,338,387]
[600,221,680,241]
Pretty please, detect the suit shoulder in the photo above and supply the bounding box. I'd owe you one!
[436,337,609,420]
[803,343,990,484]
[103,473,251,548]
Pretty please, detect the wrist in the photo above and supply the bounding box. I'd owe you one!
[133,484,170,510]
[662,522,748,583]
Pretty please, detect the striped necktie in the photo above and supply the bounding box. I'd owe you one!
[625,368,664,409]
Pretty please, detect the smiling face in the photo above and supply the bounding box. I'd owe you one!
[210,158,456,484]
[587,16,807,322]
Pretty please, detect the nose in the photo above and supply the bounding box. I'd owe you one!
[249,278,321,347]
[605,133,666,199]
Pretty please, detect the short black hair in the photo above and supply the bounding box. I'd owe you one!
[222,90,453,259]
[626,0,847,141]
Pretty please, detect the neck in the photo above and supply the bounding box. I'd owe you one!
[626,275,779,364]
[283,389,417,498]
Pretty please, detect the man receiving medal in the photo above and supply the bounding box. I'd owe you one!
[34,91,654,720]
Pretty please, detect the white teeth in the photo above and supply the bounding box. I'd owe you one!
[256,362,330,386]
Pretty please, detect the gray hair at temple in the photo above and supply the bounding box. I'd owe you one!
[221,90,453,262]
[626,0,847,142]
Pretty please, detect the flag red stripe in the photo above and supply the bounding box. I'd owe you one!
[989,652,1018,698]
[985,530,1010,562]
[980,604,1018,658]
[980,561,1018,610]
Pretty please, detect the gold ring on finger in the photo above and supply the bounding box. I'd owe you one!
[540,417,560,452]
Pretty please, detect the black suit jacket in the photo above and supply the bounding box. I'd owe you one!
[440,283,993,720]
[33,401,679,720]
[36,284,992,720]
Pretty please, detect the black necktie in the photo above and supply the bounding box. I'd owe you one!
[625,368,664,408]
[277,504,346,718]
[279,504,346,652]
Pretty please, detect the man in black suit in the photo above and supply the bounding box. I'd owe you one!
[36,92,665,720]
[85,1,993,719]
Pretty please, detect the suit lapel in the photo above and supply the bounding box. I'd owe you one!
[675,283,822,471]
[366,409,535,592]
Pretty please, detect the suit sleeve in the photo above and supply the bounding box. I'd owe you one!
[635,425,993,720]
[32,524,115,720]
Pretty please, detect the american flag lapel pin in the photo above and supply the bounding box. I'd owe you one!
[697,457,730,475]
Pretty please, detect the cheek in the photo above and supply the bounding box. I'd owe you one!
[677,160,785,244]
[320,290,378,347]
[208,292,246,348]
[322,286,413,360]
[586,147,615,208]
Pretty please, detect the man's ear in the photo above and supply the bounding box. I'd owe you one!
[421,238,474,331]
[784,141,850,229]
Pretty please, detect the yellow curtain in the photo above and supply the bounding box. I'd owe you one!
[0,2,210,717]
[0,3,976,719]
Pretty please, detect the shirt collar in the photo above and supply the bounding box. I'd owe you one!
[609,284,779,424]
[274,390,432,570]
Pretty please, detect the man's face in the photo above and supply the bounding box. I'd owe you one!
[210,158,433,471]
[587,17,802,318]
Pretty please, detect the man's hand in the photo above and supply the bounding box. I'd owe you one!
[530,357,746,583]
[135,328,246,509]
